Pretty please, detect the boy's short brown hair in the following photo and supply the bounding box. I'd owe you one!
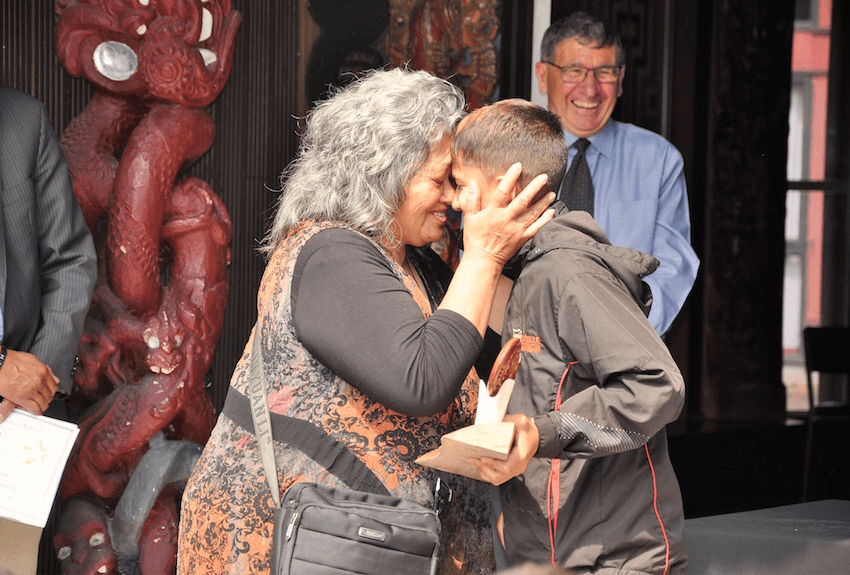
[452,98,568,198]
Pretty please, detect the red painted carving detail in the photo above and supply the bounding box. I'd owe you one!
[53,1,239,572]
[388,0,500,109]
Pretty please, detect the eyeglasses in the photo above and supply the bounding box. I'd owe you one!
[542,62,622,84]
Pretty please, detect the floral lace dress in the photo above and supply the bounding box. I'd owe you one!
[177,221,495,574]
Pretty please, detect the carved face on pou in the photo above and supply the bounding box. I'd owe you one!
[55,0,241,107]
[54,497,116,575]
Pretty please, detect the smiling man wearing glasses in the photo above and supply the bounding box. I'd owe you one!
[535,11,699,338]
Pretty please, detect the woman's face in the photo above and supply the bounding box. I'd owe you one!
[394,135,454,248]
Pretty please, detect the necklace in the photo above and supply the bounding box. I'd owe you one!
[403,257,420,286]
[403,252,438,309]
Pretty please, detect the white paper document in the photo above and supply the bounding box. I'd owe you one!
[0,409,79,527]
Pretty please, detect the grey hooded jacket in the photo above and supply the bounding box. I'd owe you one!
[499,203,687,574]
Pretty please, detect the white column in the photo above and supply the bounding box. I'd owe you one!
[530,0,551,106]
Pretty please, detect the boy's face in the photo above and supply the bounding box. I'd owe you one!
[450,155,501,213]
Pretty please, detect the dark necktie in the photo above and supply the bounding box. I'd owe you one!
[561,138,594,216]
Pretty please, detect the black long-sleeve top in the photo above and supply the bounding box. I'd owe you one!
[291,229,486,416]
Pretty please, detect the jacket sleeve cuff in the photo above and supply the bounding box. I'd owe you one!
[533,413,563,458]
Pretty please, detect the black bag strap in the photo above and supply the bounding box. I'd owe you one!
[242,327,390,505]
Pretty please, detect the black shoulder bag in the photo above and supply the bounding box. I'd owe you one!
[247,333,442,575]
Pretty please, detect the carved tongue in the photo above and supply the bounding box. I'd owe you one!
[486,337,521,397]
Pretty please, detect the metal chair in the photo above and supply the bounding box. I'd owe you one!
[800,326,850,501]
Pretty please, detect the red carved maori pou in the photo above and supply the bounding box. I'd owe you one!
[53,1,240,573]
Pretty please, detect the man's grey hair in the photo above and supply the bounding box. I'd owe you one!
[541,11,624,66]
[263,67,465,253]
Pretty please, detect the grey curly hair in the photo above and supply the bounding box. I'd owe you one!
[262,67,466,253]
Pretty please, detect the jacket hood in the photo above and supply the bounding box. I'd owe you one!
[516,202,659,308]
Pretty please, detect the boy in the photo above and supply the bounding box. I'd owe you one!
[451,99,687,574]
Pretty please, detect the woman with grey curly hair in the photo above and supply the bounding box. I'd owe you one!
[178,67,554,575]
[265,66,467,248]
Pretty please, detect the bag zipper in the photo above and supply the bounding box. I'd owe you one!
[285,511,299,540]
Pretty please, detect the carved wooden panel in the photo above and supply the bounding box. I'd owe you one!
[5,1,303,572]
[304,0,501,110]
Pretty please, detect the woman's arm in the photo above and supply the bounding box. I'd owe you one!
[293,167,552,416]
[293,230,482,416]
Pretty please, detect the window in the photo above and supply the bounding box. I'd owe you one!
[795,0,817,29]
[783,0,832,413]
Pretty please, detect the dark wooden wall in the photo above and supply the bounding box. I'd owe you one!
[700,1,795,420]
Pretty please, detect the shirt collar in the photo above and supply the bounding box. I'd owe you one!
[565,120,616,160]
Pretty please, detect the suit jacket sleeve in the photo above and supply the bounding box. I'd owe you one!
[1,87,97,393]
[31,95,97,393]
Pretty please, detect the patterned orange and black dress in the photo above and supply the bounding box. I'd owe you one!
[177,221,495,574]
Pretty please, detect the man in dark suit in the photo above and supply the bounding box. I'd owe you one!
[0,85,97,423]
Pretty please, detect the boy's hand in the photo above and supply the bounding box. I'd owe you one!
[471,413,540,485]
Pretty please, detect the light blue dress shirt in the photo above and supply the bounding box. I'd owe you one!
[560,120,700,335]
